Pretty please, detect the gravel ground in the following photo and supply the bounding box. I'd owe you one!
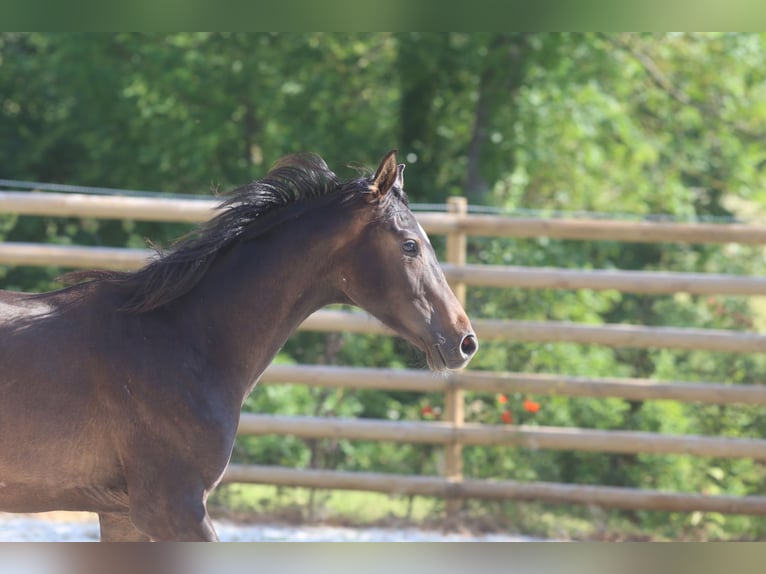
[0,512,540,542]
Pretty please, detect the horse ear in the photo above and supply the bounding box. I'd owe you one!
[371,149,400,197]
[395,163,405,189]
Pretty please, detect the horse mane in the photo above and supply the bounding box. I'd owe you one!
[64,153,386,313]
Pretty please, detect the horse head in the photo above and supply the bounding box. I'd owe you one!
[338,150,478,371]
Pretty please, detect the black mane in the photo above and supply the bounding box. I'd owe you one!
[65,153,381,313]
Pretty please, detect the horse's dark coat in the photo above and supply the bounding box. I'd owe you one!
[0,151,477,541]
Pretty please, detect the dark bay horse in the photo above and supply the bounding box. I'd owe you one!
[0,151,477,541]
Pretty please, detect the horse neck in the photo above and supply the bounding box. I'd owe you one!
[182,209,353,402]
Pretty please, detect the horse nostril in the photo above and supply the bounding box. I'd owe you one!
[460,334,478,357]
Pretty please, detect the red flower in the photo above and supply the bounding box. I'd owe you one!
[501,410,513,424]
[523,399,540,414]
[421,405,434,417]
[496,393,508,404]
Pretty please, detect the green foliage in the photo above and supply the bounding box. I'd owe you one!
[4,33,766,539]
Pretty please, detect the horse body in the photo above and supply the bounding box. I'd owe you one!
[0,151,477,541]
[0,286,131,513]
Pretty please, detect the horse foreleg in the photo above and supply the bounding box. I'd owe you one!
[98,512,151,542]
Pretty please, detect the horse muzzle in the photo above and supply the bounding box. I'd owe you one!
[428,331,478,371]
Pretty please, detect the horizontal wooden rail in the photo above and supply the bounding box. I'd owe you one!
[301,309,766,354]
[474,317,766,354]
[5,242,766,296]
[0,242,151,270]
[0,191,216,223]
[442,263,766,296]
[222,464,766,515]
[5,190,766,244]
[237,413,766,460]
[260,364,766,406]
[417,212,766,244]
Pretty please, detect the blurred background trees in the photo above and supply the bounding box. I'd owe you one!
[3,33,766,538]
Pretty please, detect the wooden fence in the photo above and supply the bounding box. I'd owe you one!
[3,189,766,516]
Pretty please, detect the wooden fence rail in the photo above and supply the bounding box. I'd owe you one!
[0,242,150,270]
[0,190,215,223]
[301,309,766,354]
[236,413,766,460]
[4,190,766,517]
[442,263,766,296]
[6,242,766,296]
[6,189,766,243]
[260,364,766,406]
[222,464,766,516]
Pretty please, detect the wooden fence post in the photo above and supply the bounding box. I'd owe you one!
[444,196,468,518]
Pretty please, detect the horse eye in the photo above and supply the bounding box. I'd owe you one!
[402,240,419,256]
